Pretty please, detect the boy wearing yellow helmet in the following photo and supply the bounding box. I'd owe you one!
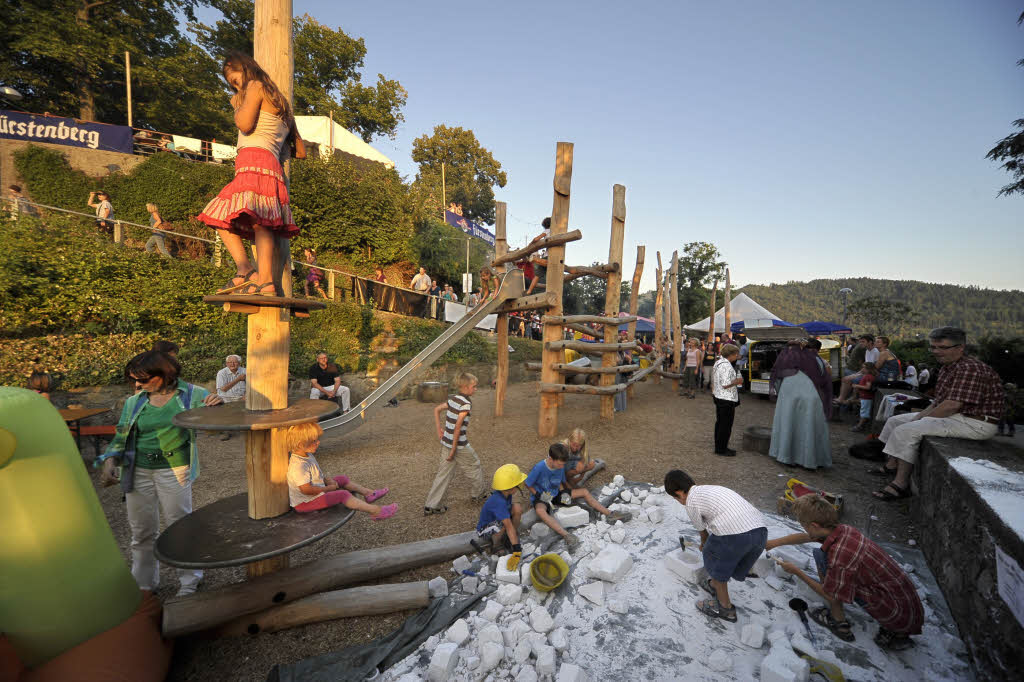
[476,463,527,569]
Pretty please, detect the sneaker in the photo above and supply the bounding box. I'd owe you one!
[423,505,448,516]
[695,596,737,622]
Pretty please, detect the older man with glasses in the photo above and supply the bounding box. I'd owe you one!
[870,327,1005,501]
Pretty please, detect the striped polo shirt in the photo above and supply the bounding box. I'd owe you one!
[441,394,472,448]
[685,485,765,537]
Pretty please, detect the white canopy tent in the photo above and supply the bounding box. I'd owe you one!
[684,292,781,333]
[294,116,395,169]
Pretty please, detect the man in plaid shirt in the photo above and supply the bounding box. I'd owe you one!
[769,495,923,650]
[869,327,1004,501]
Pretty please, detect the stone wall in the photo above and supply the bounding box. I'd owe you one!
[0,139,145,192]
[912,437,1024,681]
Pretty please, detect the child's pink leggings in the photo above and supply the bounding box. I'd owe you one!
[294,475,351,513]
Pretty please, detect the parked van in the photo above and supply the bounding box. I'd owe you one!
[744,329,840,396]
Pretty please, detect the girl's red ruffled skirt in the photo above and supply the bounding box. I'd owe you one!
[197,147,298,239]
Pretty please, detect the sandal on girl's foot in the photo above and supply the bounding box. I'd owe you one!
[365,488,389,503]
[810,606,855,641]
[216,269,256,294]
[372,503,397,521]
[873,481,912,501]
[866,465,898,476]
[240,282,280,297]
[874,627,915,651]
[423,505,448,516]
[696,597,737,622]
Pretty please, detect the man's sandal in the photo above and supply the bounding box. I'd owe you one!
[810,606,855,641]
[866,465,898,476]
[872,481,912,501]
[216,269,256,294]
[696,597,737,622]
[700,578,716,598]
[423,505,448,516]
[874,627,915,651]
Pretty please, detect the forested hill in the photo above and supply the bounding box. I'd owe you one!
[735,278,1024,338]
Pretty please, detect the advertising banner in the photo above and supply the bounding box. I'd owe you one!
[444,209,495,246]
[0,109,134,154]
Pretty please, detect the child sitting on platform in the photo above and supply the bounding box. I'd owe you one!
[562,428,596,489]
[850,362,879,433]
[474,464,527,569]
[286,422,396,519]
[526,443,630,552]
[768,494,923,650]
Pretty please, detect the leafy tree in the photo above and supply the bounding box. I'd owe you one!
[410,217,492,294]
[840,297,914,335]
[636,290,657,318]
[986,12,1024,197]
[562,268,607,316]
[676,242,726,325]
[192,1,407,141]
[411,125,507,224]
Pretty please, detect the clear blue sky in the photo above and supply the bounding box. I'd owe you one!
[286,0,1023,292]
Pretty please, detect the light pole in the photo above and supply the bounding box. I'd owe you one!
[838,288,853,377]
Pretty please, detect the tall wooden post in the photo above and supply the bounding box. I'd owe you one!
[669,251,682,392]
[707,279,718,345]
[662,270,672,356]
[626,245,644,398]
[723,267,732,338]
[538,143,573,438]
[600,185,626,419]
[653,252,663,384]
[494,202,509,417]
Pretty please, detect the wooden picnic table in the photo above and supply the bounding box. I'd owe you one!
[60,407,111,451]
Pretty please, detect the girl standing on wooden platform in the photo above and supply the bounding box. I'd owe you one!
[198,52,305,297]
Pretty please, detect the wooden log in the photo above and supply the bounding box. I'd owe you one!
[496,291,558,313]
[657,370,684,379]
[669,250,682,392]
[564,264,613,280]
[539,142,572,438]
[627,355,665,385]
[543,314,635,325]
[653,252,663,384]
[491,229,582,267]
[561,321,604,339]
[494,201,509,417]
[540,382,627,395]
[707,278,718,344]
[224,301,261,315]
[216,581,430,637]
[627,245,644,399]
[162,531,478,637]
[545,340,638,353]
[601,184,626,419]
[552,363,638,374]
[723,267,731,337]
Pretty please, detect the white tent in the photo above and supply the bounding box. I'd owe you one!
[294,116,395,169]
[685,292,781,333]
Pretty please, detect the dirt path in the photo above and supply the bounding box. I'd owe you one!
[88,378,916,681]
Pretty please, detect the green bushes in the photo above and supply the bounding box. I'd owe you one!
[391,317,495,365]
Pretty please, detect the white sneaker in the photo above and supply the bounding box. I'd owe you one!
[176,584,198,597]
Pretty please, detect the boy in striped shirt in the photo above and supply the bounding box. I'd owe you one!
[424,372,486,515]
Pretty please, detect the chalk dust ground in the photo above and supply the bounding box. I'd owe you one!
[87,379,930,681]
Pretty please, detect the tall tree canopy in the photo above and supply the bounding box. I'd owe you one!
[986,11,1024,197]
[193,1,407,142]
[676,242,726,325]
[412,125,507,224]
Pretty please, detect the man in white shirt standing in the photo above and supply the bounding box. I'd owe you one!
[665,470,768,623]
[711,344,744,455]
[215,354,246,440]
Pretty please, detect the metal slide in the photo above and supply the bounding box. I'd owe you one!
[319,268,525,435]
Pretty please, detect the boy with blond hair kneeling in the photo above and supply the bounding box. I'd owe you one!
[769,494,922,650]
[425,372,486,515]
[286,422,396,520]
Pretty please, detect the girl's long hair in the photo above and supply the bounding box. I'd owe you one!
[222,52,294,126]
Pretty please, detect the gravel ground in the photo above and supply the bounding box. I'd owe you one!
[87,378,917,681]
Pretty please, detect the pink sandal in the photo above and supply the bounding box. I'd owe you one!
[365,488,389,503]
[372,503,397,521]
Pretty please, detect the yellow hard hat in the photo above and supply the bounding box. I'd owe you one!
[492,463,528,491]
[530,553,569,592]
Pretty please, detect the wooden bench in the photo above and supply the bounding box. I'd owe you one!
[68,424,116,456]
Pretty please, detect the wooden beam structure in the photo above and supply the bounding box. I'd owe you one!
[540,382,627,396]
[669,250,682,393]
[496,291,558,313]
[561,321,606,339]
[543,314,635,325]
[627,355,665,385]
[545,340,638,353]
[626,245,644,398]
[494,202,509,417]
[600,185,626,419]
[538,143,573,437]
[723,267,732,338]
[525,363,639,375]
[707,278,718,344]
[653,252,663,383]
[657,369,684,380]
[491,229,582,268]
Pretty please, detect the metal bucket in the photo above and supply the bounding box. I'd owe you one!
[417,381,449,404]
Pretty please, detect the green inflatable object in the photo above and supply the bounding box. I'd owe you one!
[0,387,140,666]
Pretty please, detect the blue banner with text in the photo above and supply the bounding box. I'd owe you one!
[0,109,134,154]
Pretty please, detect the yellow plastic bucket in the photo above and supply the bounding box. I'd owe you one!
[530,553,569,592]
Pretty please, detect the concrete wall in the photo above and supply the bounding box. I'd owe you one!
[912,437,1024,681]
[0,139,145,194]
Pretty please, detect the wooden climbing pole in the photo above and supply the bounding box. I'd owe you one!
[723,267,732,337]
[538,143,573,438]
[653,252,663,383]
[599,185,626,419]
[668,251,681,392]
[707,278,718,345]
[626,245,644,398]
[494,202,509,417]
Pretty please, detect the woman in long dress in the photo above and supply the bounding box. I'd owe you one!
[768,341,833,469]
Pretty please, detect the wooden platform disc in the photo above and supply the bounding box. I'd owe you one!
[155,492,355,569]
[172,399,339,431]
[202,293,327,311]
